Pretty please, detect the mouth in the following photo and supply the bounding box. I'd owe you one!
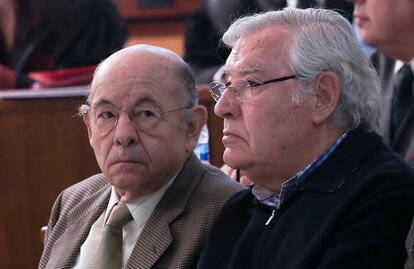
[109,158,141,167]
[223,130,239,137]
[115,160,138,164]
[222,130,242,145]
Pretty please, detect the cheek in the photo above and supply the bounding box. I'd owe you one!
[367,4,393,33]
[90,134,111,170]
[243,101,279,150]
[247,98,310,151]
[145,128,187,161]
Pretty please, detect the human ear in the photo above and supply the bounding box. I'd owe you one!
[184,105,208,153]
[311,71,341,125]
[82,113,93,143]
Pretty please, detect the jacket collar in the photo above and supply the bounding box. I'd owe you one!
[55,154,203,269]
[125,153,204,269]
[47,174,110,269]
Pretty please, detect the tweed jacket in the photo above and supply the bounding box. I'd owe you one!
[197,126,414,269]
[38,154,244,269]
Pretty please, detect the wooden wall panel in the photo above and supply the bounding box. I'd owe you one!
[0,97,100,269]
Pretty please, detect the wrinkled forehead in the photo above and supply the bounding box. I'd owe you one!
[226,27,292,77]
[91,81,166,109]
[90,54,179,107]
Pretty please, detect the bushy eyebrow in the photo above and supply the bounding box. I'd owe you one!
[132,97,158,107]
[238,64,262,76]
[91,99,115,107]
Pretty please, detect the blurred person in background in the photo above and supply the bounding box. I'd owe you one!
[0,0,127,89]
[351,0,414,165]
[349,0,414,268]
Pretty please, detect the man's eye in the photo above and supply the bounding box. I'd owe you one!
[246,79,261,87]
[99,111,116,119]
[135,109,158,119]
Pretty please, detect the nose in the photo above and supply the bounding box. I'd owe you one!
[214,89,240,119]
[113,113,139,147]
[352,0,364,12]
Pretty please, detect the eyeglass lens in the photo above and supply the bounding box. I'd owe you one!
[89,104,187,135]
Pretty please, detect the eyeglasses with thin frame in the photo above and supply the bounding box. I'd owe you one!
[81,103,191,135]
[209,74,297,102]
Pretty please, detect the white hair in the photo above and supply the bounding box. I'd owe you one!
[223,8,382,131]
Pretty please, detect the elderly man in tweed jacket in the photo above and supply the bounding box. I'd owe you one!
[39,44,243,269]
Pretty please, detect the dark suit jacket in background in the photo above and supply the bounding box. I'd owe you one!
[197,126,414,269]
[39,154,244,269]
[372,52,414,164]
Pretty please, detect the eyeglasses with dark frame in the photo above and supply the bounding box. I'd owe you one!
[80,103,191,136]
[209,74,297,102]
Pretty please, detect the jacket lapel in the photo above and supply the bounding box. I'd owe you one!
[126,154,203,269]
[46,179,111,269]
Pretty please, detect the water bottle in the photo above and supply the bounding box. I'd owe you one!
[194,124,210,164]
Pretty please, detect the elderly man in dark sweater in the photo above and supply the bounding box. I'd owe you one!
[197,8,414,269]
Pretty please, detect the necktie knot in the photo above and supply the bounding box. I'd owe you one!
[106,202,132,229]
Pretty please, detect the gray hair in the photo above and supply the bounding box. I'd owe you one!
[223,8,382,132]
[173,59,198,123]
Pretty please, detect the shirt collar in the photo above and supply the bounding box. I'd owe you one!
[394,60,404,74]
[253,131,349,209]
[395,59,414,73]
[105,168,181,228]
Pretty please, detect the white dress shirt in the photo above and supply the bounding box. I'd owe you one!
[394,59,414,74]
[71,176,176,269]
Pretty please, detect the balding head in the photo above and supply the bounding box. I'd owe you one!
[89,44,197,107]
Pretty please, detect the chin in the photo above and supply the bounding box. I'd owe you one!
[359,31,377,47]
[108,173,139,188]
[223,149,246,170]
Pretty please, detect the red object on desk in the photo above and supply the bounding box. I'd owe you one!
[28,65,96,88]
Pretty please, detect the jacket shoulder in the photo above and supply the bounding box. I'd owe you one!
[59,173,109,208]
[200,164,245,192]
